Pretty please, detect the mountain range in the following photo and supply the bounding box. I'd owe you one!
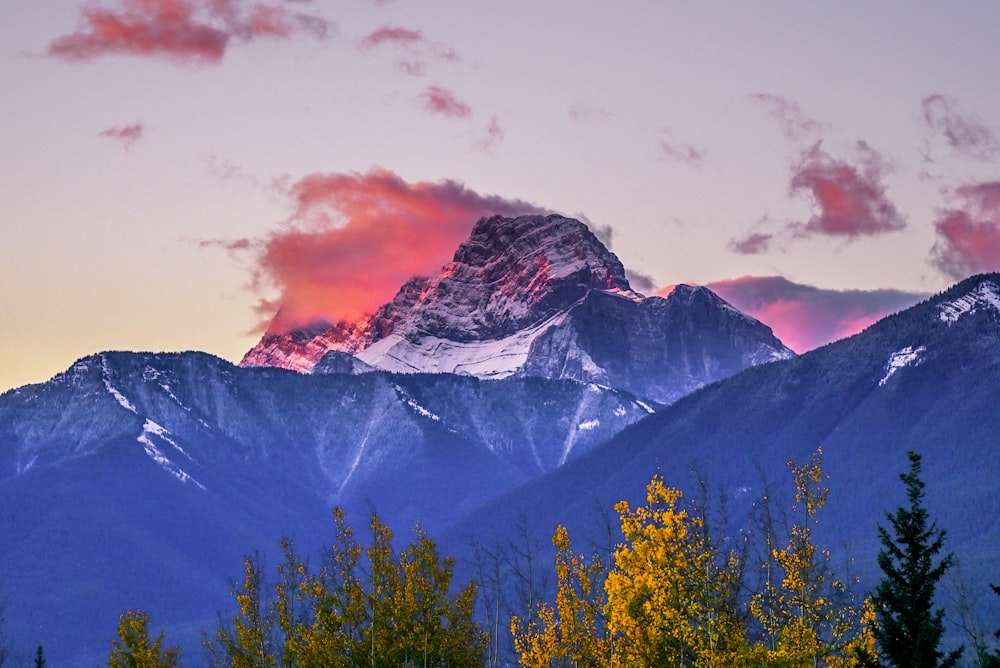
[0,214,997,665]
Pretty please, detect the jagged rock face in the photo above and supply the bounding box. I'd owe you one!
[241,213,794,402]
[518,285,791,404]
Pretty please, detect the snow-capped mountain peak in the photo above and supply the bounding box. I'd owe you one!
[242,213,793,403]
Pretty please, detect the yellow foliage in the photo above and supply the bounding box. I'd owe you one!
[748,448,876,667]
[106,610,180,668]
[511,524,610,667]
[604,473,746,667]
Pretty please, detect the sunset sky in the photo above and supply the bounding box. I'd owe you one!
[3,1,1000,392]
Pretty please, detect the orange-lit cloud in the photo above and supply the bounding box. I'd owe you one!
[921,95,1000,162]
[47,0,329,64]
[214,168,546,333]
[930,181,1000,279]
[657,276,924,352]
[358,24,457,75]
[749,93,827,143]
[418,85,471,119]
[98,122,145,150]
[789,141,905,240]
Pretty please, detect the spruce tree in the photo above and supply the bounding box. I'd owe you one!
[872,451,962,668]
[980,584,1000,668]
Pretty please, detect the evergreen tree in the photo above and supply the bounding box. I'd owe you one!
[33,645,44,668]
[872,451,962,668]
[979,584,1000,668]
[0,600,10,668]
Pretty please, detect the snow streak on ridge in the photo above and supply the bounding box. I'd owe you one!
[102,354,136,413]
[137,419,205,489]
[938,280,1000,323]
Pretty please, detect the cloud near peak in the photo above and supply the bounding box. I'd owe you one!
[657,275,925,353]
[214,168,546,334]
[47,0,330,65]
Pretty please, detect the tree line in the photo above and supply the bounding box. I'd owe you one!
[1,450,997,667]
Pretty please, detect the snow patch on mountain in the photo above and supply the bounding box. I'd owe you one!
[393,384,443,422]
[358,310,569,378]
[16,456,38,475]
[137,420,204,489]
[879,346,926,387]
[938,280,1000,323]
[559,388,600,466]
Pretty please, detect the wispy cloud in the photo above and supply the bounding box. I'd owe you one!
[47,0,330,65]
[98,122,145,150]
[475,116,504,153]
[568,102,616,122]
[728,231,775,255]
[659,135,705,167]
[930,181,1000,279]
[418,85,471,119]
[657,275,924,352]
[749,93,827,143]
[358,24,457,76]
[206,168,545,333]
[921,95,1000,162]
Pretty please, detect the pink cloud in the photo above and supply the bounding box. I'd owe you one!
[788,141,905,240]
[921,95,1000,162]
[358,24,457,75]
[216,168,545,333]
[659,137,705,167]
[47,0,329,64]
[98,122,145,150]
[418,85,471,119]
[930,181,1000,279]
[749,93,827,143]
[359,25,423,50]
[656,276,924,352]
